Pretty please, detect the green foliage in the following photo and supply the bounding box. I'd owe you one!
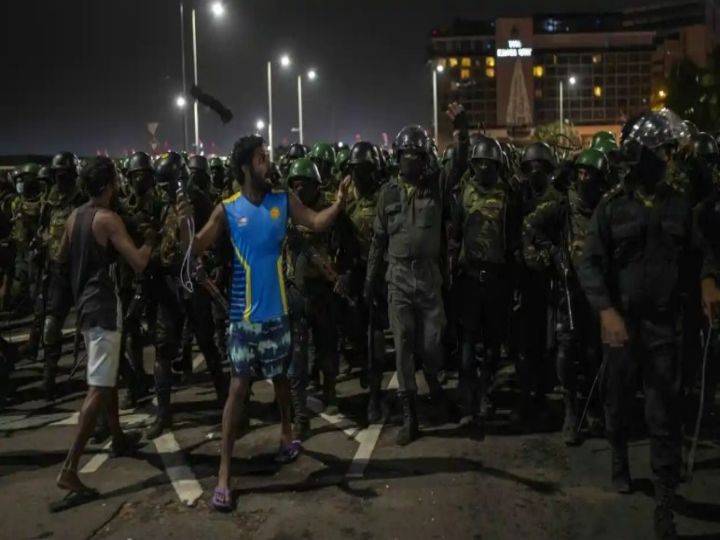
[665,46,720,132]
[532,122,582,149]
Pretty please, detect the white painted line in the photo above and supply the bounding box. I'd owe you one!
[153,432,204,507]
[192,354,205,372]
[50,412,80,427]
[346,372,398,479]
[0,412,70,431]
[80,442,112,474]
[306,396,360,440]
[48,411,151,428]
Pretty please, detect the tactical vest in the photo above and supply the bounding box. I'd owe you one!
[11,198,42,249]
[348,188,379,260]
[46,187,85,263]
[288,190,333,282]
[458,179,508,265]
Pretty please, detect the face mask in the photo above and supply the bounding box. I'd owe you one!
[472,162,498,188]
[528,168,548,194]
[577,175,605,209]
[56,171,77,192]
[191,171,209,191]
[351,166,375,194]
[211,170,224,189]
[637,147,667,192]
[399,154,424,181]
[291,181,318,207]
[132,172,154,196]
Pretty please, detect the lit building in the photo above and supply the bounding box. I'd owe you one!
[429,0,719,147]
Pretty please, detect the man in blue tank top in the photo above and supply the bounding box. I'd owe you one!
[178,134,350,512]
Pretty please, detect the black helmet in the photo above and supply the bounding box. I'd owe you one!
[520,142,555,169]
[50,151,79,172]
[375,145,388,175]
[188,155,209,173]
[471,135,503,163]
[683,120,699,137]
[441,145,455,166]
[623,109,690,150]
[692,132,719,157]
[154,151,189,188]
[128,151,154,175]
[348,141,379,167]
[287,143,307,160]
[393,125,430,156]
[37,165,52,182]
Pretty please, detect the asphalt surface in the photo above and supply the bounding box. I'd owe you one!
[1,322,720,540]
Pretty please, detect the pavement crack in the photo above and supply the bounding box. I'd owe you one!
[83,500,128,540]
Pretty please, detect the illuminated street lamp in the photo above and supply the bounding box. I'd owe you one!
[176,96,187,108]
[297,69,318,144]
[256,120,265,131]
[432,63,445,141]
[559,75,578,134]
[569,76,577,85]
[211,2,224,17]
[267,54,292,161]
[658,89,667,99]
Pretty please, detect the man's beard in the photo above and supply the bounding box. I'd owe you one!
[250,168,271,193]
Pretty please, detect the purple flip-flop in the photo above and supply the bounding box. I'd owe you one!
[211,487,234,513]
[275,439,303,464]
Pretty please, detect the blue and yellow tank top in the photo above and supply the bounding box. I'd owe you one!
[223,190,289,322]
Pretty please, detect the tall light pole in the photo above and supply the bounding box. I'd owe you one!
[433,64,444,142]
[267,54,291,162]
[179,2,189,152]
[192,8,200,153]
[176,96,187,148]
[297,69,317,145]
[558,76,576,135]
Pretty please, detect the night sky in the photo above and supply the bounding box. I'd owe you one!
[3,0,656,156]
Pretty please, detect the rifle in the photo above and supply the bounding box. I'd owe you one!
[286,227,356,307]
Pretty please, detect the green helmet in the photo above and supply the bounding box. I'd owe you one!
[287,158,321,184]
[309,142,336,165]
[335,148,351,174]
[209,156,224,170]
[575,148,608,175]
[594,138,619,154]
[591,131,616,150]
[13,163,41,180]
[180,151,190,164]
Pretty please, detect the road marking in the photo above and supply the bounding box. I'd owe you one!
[5,328,75,343]
[346,372,398,479]
[153,432,204,507]
[80,442,113,474]
[192,354,205,372]
[306,396,361,439]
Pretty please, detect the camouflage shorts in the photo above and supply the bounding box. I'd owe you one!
[227,316,291,379]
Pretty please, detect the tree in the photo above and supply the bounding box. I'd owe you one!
[665,46,720,132]
[532,121,582,149]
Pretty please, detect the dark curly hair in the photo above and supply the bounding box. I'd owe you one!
[81,156,117,197]
[229,134,265,181]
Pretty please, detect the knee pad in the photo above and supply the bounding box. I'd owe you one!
[42,316,61,346]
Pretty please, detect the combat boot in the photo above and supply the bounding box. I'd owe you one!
[146,364,173,440]
[396,391,419,446]
[562,391,581,446]
[367,373,383,424]
[653,482,678,539]
[323,375,339,416]
[146,405,172,441]
[610,436,632,494]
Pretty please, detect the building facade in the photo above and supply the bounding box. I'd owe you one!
[429,0,718,147]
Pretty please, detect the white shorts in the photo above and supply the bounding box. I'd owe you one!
[82,327,121,388]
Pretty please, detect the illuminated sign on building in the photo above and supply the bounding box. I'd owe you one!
[497,40,532,58]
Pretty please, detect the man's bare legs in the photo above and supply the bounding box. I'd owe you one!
[215,376,250,501]
[272,374,294,447]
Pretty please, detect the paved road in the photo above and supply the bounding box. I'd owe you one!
[1,333,719,540]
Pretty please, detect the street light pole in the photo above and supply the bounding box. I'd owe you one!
[191,8,200,153]
[558,80,564,136]
[267,61,274,162]
[432,68,439,142]
[179,1,189,152]
[297,75,304,144]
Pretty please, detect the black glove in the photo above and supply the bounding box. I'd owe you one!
[452,109,469,133]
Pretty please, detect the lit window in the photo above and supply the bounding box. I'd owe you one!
[449,58,459,67]
[592,54,602,64]
[594,86,602,97]
[461,68,471,80]
[486,56,495,67]
[552,55,558,65]
[485,68,495,78]
[533,66,544,77]
[658,89,667,98]
[437,58,447,68]
[461,57,472,67]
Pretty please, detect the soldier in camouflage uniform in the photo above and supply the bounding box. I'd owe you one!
[146,152,190,439]
[4,164,42,317]
[525,148,611,445]
[334,141,388,423]
[310,142,338,190]
[0,169,16,312]
[450,135,521,432]
[511,142,557,428]
[286,158,345,437]
[115,151,160,408]
[41,152,87,400]
[209,156,226,202]
[280,143,308,179]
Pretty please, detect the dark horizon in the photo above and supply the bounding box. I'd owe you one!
[2,0,668,156]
